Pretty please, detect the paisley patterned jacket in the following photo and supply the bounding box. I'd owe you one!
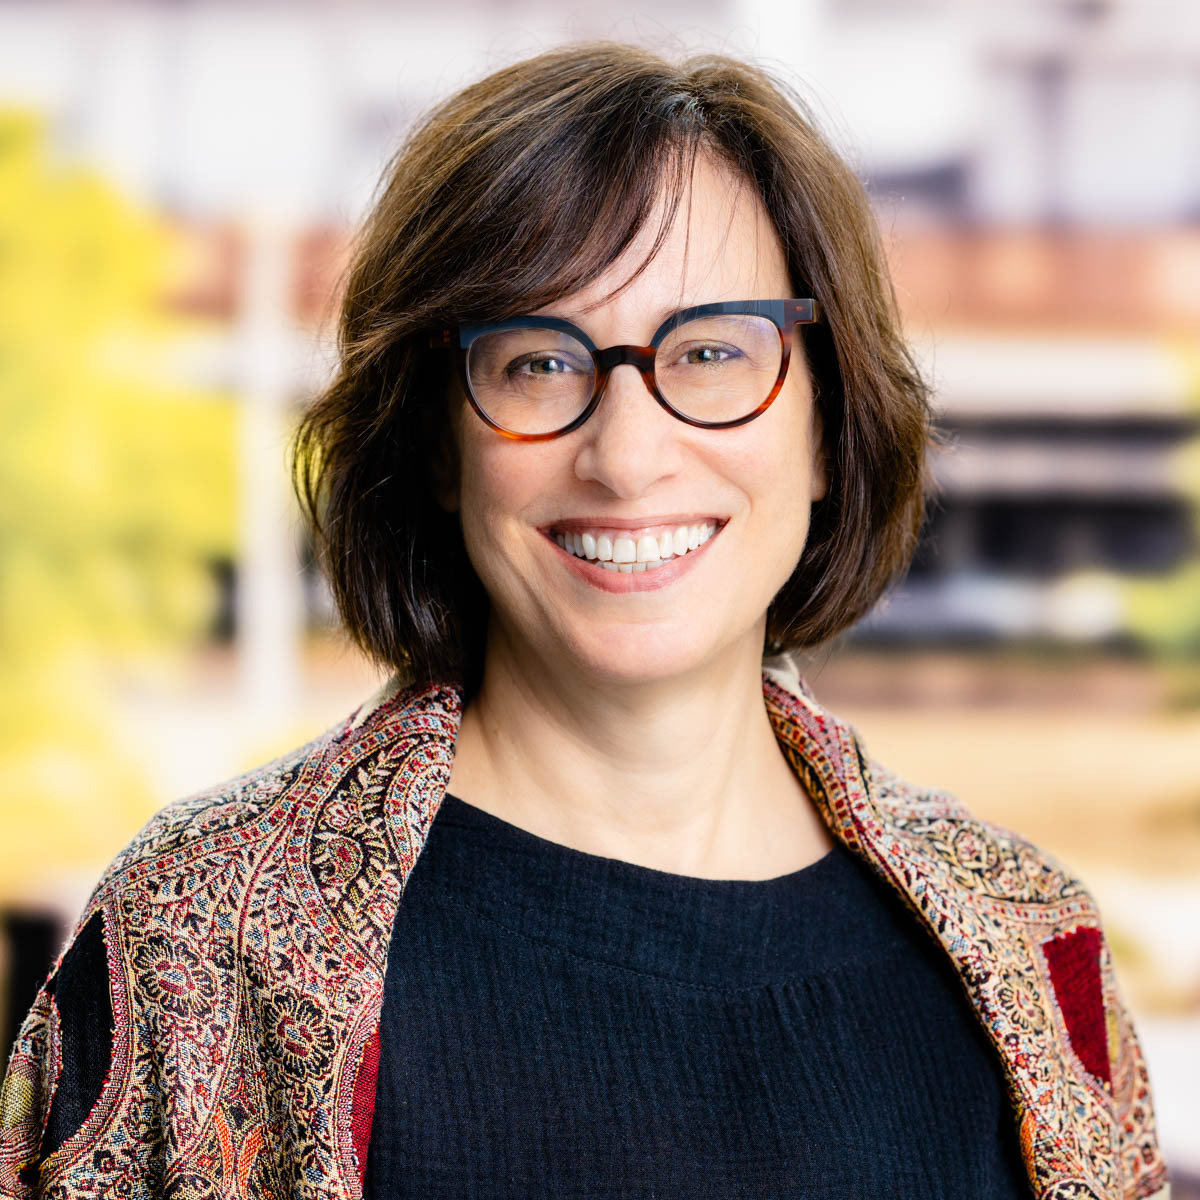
[0,663,1170,1200]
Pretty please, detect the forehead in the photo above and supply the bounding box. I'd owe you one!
[534,149,791,326]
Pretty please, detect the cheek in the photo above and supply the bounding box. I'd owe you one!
[749,409,820,559]
[746,391,819,488]
[456,437,559,567]
[450,420,503,563]
[456,453,509,568]
[777,376,823,498]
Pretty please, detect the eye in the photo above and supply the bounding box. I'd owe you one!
[675,343,739,366]
[509,353,587,376]
[528,356,570,374]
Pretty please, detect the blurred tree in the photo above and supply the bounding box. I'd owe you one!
[0,110,236,906]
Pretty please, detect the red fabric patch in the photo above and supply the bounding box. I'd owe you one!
[350,1024,382,1185]
[1042,926,1111,1085]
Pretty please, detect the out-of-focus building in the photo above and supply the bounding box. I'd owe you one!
[864,233,1200,646]
[849,0,1200,645]
[5,0,1197,654]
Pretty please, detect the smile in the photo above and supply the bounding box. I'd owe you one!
[550,521,720,573]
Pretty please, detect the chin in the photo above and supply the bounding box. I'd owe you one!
[560,624,719,686]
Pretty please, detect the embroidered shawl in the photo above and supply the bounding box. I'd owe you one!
[0,667,1170,1199]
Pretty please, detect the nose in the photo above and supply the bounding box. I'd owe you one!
[571,361,683,498]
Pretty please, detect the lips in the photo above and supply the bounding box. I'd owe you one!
[542,515,729,537]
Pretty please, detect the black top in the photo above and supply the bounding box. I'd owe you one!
[366,792,1033,1199]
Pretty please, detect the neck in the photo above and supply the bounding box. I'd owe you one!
[443,621,835,880]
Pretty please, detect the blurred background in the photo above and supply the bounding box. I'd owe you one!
[1,0,1197,1184]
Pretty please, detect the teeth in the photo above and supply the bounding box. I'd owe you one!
[635,536,659,563]
[554,522,719,568]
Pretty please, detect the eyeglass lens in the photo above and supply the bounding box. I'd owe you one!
[465,314,783,435]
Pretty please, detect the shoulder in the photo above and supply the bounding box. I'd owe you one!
[59,709,377,952]
[862,751,1095,908]
[87,726,331,906]
[71,674,461,929]
[764,656,1093,909]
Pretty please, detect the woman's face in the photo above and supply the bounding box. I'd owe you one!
[439,150,827,688]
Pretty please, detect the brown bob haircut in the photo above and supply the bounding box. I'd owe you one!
[290,41,935,701]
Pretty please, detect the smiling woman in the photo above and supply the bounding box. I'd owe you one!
[0,40,1168,1200]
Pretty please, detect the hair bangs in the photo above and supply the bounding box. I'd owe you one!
[453,113,705,327]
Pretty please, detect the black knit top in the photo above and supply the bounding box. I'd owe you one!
[365,791,1033,1199]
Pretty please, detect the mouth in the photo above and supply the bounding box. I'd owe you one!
[541,518,728,575]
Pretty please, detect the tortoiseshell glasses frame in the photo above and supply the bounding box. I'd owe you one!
[426,298,821,442]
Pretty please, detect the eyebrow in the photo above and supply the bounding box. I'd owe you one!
[530,299,717,333]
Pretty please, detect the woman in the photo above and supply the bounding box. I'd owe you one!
[0,42,1168,1200]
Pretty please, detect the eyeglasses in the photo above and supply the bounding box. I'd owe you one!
[427,298,820,441]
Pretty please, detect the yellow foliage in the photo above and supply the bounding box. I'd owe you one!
[0,108,236,902]
[1124,561,1200,655]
